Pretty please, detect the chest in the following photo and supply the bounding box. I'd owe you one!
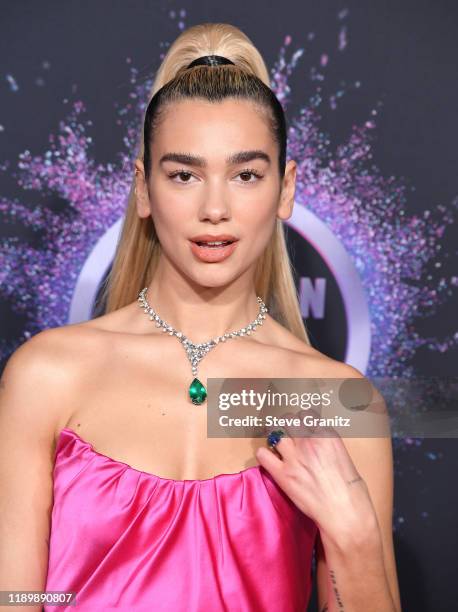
[62,337,298,480]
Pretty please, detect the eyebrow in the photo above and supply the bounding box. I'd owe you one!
[159,149,271,167]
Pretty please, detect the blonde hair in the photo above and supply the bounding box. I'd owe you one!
[102,22,310,344]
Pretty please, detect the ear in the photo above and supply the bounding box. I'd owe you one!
[277,159,297,221]
[134,158,151,219]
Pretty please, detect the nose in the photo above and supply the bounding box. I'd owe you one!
[198,180,231,223]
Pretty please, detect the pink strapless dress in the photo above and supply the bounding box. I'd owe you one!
[44,428,317,611]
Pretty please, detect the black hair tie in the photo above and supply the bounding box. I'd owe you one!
[186,54,235,69]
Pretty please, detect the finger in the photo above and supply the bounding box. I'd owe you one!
[298,408,341,439]
[277,411,305,441]
[298,409,359,478]
[266,426,296,462]
[274,413,313,464]
[255,445,286,481]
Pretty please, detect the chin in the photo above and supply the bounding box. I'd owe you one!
[189,272,235,289]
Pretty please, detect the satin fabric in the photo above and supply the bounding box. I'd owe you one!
[44,428,317,611]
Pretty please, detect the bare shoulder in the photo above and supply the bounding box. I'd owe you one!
[293,344,366,379]
[3,301,135,377]
[0,315,118,438]
[3,319,106,380]
[265,319,391,460]
[264,315,365,379]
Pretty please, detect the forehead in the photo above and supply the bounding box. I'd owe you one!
[153,97,274,153]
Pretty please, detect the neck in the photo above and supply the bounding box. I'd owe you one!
[144,261,262,345]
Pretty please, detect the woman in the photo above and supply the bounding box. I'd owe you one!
[0,22,401,612]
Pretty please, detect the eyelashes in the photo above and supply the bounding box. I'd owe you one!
[166,168,265,185]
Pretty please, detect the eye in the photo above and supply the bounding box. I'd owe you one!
[167,168,265,185]
[235,168,265,183]
[167,170,196,184]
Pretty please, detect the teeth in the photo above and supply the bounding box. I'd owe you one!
[198,241,231,246]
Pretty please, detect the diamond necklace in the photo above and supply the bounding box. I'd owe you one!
[137,287,268,405]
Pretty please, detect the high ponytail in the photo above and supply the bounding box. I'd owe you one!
[102,22,310,344]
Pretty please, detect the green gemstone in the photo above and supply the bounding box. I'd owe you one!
[189,377,207,405]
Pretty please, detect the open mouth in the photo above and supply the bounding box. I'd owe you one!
[194,240,234,248]
[189,238,239,262]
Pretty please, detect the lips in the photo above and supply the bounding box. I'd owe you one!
[190,234,238,244]
[189,236,239,263]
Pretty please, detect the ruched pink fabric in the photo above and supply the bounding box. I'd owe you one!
[44,428,317,611]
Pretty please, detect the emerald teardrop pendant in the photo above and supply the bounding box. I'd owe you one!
[137,287,269,407]
[189,378,207,405]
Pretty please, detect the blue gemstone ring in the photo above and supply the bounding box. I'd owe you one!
[267,429,285,448]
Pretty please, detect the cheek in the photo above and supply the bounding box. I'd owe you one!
[236,192,278,240]
[148,186,185,238]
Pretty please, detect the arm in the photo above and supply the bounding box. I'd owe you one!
[315,434,402,612]
[0,330,72,611]
[256,360,402,612]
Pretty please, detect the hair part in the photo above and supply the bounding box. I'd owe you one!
[102,22,310,345]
